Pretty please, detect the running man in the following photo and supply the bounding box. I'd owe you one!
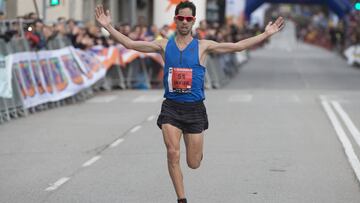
[95,1,284,202]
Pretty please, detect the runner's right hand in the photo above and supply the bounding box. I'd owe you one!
[95,5,112,28]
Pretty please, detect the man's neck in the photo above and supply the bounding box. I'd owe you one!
[175,32,193,43]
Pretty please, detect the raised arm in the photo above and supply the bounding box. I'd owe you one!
[95,5,166,53]
[204,17,285,54]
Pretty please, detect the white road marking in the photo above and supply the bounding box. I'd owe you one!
[110,138,124,148]
[321,100,360,182]
[228,94,253,102]
[319,95,344,102]
[45,114,153,193]
[87,95,117,103]
[45,177,70,191]
[133,95,162,103]
[130,125,142,133]
[332,101,360,148]
[82,155,101,167]
[147,115,156,121]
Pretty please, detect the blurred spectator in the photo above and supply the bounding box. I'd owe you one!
[73,26,94,50]
[195,20,207,39]
[293,6,359,53]
[215,29,225,42]
[0,12,267,52]
[94,26,109,47]
[129,25,146,40]
[346,11,360,48]
[159,25,174,39]
[5,21,22,40]
[25,19,47,50]
[27,12,38,20]
[42,25,56,48]
[0,11,5,21]
[66,19,77,32]
[137,16,147,28]
[145,24,162,41]
[122,23,132,37]
[251,23,262,36]
[57,17,66,24]
[205,24,217,41]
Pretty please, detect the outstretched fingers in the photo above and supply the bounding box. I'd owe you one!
[95,5,104,18]
[273,17,285,31]
[99,5,104,15]
[275,17,284,27]
[274,16,283,25]
[279,22,285,31]
[95,6,100,18]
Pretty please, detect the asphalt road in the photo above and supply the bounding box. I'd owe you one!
[1,22,360,203]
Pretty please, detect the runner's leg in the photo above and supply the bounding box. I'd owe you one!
[183,132,204,169]
[161,123,185,199]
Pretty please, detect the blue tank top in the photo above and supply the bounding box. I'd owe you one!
[163,38,206,102]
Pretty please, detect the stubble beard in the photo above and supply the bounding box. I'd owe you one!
[178,28,191,36]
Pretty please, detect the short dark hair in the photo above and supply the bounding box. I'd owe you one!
[175,1,196,17]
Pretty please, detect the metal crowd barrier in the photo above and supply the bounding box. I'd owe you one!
[1,76,27,123]
[99,56,160,90]
[145,57,163,89]
[9,38,31,53]
[102,51,248,91]
[0,21,112,123]
[103,64,126,89]
[122,58,150,89]
[47,35,72,50]
[204,52,248,89]
[0,39,11,55]
[0,35,94,125]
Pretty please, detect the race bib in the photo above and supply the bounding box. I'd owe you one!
[168,67,192,93]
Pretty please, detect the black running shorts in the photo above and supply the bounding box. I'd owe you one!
[157,99,209,134]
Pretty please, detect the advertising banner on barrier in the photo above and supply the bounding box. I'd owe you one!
[70,47,106,86]
[0,55,12,98]
[12,52,42,107]
[6,47,106,108]
[344,45,360,66]
[90,46,120,69]
[144,52,164,66]
[121,49,140,66]
[91,45,164,67]
[1,45,164,107]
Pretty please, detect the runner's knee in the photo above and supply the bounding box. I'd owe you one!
[167,149,180,165]
[187,159,201,169]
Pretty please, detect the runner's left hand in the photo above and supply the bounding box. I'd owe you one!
[265,16,285,36]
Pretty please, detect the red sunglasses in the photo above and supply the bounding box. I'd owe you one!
[175,15,195,22]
